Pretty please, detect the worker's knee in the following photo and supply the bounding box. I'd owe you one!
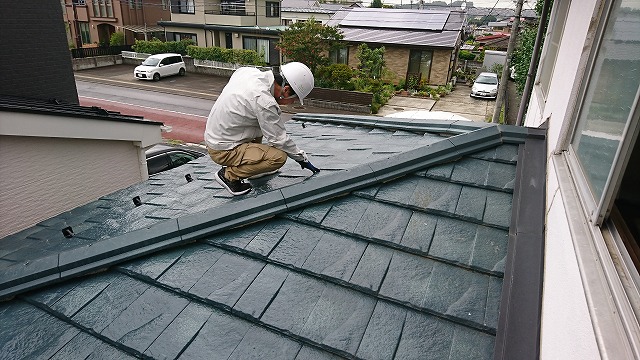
[270,149,287,168]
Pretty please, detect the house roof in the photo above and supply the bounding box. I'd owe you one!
[0,95,163,147]
[281,0,348,12]
[0,115,545,359]
[327,8,464,48]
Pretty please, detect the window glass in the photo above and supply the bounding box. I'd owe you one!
[570,0,640,200]
[168,152,197,167]
[147,155,171,175]
[79,22,91,44]
[538,0,570,99]
[266,2,280,17]
[329,47,348,64]
[408,49,433,82]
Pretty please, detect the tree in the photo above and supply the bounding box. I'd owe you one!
[511,0,552,94]
[370,0,383,8]
[277,18,343,73]
[356,44,385,80]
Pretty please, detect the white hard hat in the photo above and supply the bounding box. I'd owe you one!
[280,62,314,105]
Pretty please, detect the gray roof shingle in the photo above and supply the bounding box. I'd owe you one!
[0,115,544,359]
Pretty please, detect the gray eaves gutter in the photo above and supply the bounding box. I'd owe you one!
[0,118,546,360]
[157,21,281,35]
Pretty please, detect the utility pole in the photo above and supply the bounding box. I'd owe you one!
[491,0,524,123]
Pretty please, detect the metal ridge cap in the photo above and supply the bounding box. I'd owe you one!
[292,113,493,135]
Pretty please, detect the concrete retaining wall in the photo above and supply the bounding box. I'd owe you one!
[72,55,123,71]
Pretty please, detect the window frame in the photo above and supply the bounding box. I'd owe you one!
[536,0,571,100]
[565,0,640,226]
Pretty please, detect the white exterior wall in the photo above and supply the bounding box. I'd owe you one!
[0,136,147,238]
[524,0,603,358]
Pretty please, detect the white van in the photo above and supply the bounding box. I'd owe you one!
[134,53,186,81]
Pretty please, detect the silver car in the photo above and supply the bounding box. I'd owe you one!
[470,72,499,99]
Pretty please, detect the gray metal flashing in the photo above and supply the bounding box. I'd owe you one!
[292,113,530,141]
[178,189,288,242]
[494,133,546,359]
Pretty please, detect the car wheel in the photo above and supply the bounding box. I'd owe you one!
[179,68,186,76]
[153,73,160,81]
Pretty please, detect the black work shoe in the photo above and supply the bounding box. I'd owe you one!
[214,167,252,196]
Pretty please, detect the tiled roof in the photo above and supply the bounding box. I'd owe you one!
[0,115,545,359]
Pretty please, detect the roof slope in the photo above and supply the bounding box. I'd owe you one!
[327,8,465,48]
[0,115,544,359]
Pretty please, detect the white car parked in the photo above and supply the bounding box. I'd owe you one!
[470,72,499,99]
[134,53,186,81]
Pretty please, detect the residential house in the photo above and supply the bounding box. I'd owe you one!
[280,0,360,26]
[326,8,465,86]
[487,20,511,34]
[0,2,162,238]
[62,0,171,47]
[476,34,510,51]
[158,0,284,65]
[522,0,640,357]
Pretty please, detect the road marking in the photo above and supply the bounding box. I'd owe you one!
[75,75,219,99]
[79,96,208,119]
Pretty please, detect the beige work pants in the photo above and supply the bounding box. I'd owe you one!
[207,141,287,181]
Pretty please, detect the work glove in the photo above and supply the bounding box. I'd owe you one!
[296,160,321,174]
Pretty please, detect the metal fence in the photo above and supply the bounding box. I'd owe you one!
[71,45,133,59]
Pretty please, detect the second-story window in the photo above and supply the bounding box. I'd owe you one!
[172,0,195,14]
[93,0,113,17]
[266,2,280,17]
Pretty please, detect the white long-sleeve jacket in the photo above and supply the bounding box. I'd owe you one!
[204,67,307,162]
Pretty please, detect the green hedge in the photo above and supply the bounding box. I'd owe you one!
[132,39,195,55]
[186,45,266,66]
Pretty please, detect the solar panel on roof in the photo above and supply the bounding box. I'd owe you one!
[340,8,449,31]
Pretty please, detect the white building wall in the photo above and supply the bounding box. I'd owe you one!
[524,0,603,358]
[0,136,146,238]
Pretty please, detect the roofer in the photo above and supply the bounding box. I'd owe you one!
[205,62,320,196]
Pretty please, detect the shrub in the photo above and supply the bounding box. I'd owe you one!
[109,32,125,46]
[458,50,476,61]
[185,45,265,65]
[315,64,355,90]
[132,39,195,55]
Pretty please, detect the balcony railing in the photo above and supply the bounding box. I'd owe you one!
[204,8,255,16]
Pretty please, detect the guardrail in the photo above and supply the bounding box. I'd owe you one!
[121,51,151,60]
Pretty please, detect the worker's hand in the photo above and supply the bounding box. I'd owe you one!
[296,160,320,174]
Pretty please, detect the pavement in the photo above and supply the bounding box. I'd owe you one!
[74,64,497,122]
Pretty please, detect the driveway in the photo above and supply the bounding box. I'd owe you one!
[376,83,496,122]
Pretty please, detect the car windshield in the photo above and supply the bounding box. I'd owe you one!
[141,57,161,66]
[476,75,498,85]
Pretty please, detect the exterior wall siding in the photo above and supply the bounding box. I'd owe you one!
[0,136,145,238]
[346,45,452,86]
[524,0,615,358]
[1,1,79,104]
